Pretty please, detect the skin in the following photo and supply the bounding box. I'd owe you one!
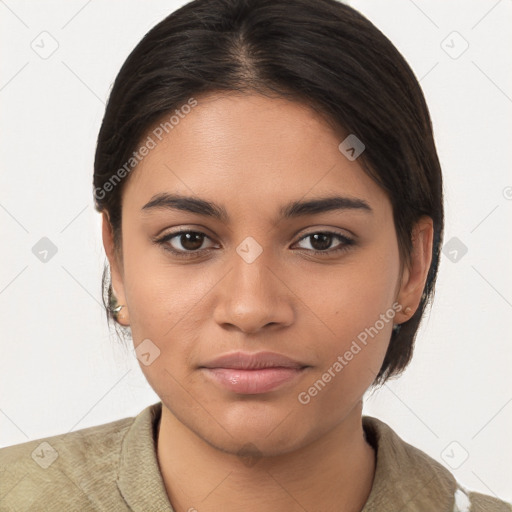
[102,92,433,512]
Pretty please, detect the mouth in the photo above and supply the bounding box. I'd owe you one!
[199,351,310,394]
[201,367,308,394]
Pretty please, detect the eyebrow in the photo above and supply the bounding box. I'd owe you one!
[141,193,372,222]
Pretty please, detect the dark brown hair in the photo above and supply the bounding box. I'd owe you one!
[93,0,444,386]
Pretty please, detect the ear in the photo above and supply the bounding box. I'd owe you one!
[102,211,130,326]
[394,216,434,324]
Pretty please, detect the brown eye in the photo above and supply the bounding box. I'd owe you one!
[295,231,354,254]
[309,233,334,251]
[157,230,216,257]
[175,232,206,251]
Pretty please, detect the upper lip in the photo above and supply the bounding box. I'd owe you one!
[200,351,307,370]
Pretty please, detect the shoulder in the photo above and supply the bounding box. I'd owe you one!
[464,488,512,512]
[0,414,135,511]
[362,415,512,512]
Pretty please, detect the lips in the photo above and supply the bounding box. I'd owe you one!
[201,351,306,370]
[199,351,309,394]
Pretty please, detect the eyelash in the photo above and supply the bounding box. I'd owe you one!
[154,229,355,259]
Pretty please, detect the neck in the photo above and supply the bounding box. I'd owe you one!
[156,401,375,512]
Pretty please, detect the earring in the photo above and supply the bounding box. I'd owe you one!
[108,284,127,322]
[393,305,413,330]
[111,304,125,315]
[109,302,127,321]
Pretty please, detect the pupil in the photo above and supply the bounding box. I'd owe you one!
[311,233,331,251]
[181,232,203,250]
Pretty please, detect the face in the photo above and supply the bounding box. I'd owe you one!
[103,92,430,457]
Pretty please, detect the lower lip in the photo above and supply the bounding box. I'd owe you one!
[202,367,306,394]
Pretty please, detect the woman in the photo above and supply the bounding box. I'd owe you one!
[0,0,510,510]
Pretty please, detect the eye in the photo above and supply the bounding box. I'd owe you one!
[156,230,217,258]
[294,231,354,255]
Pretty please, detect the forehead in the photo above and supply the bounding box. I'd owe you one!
[123,93,389,215]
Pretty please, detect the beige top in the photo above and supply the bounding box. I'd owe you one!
[0,401,510,511]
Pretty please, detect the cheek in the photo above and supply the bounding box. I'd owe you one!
[120,234,225,391]
[292,239,400,394]
[121,228,207,333]
[294,272,397,420]
[294,240,400,345]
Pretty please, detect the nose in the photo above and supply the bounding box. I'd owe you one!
[213,245,295,335]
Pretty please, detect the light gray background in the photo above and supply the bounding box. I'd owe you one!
[1,0,511,502]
